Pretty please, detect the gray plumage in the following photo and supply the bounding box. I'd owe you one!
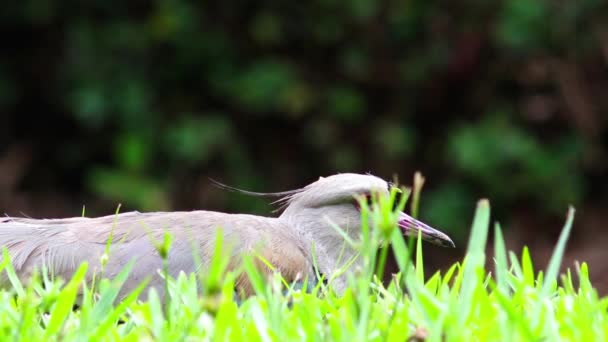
[0,173,454,300]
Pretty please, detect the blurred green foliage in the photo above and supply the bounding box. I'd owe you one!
[1,0,606,242]
[448,114,583,211]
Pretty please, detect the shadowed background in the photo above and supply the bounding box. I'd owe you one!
[1,1,607,292]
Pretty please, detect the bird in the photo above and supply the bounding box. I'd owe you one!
[0,173,454,301]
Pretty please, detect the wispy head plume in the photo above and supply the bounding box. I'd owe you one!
[209,178,307,213]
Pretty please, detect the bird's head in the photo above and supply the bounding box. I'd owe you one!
[277,173,455,248]
[213,173,454,248]
[212,173,455,293]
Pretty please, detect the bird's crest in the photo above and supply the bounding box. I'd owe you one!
[209,178,307,213]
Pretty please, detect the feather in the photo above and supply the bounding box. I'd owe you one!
[208,178,304,198]
[209,178,308,213]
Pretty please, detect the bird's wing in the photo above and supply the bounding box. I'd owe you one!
[164,211,315,297]
[230,224,314,297]
[0,212,167,288]
[0,211,314,298]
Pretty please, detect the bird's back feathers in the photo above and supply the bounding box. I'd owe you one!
[0,210,312,299]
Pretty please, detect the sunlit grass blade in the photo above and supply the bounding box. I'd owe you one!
[44,262,88,339]
[89,260,138,321]
[242,255,267,299]
[521,247,535,287]
[531,206,576,328]
[390,226,410,274]
[542,206,575,296]
[2,248,25,297]
[415,230,424,284]
[458,199,491,323]
[488,278,535,340]
[411,172,425,219]
[508,251,523,279]
[89,279,148,340]
[204,229,233,295]
[493,223,509,294]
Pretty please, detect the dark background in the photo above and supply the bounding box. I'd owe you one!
[1,1,607,292]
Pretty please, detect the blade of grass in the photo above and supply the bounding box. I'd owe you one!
[44,262,88,339]
[415,230,424,284]
[2,248,24,297]
[521,247,535,287]
[89,279,148,340]
[532,206,576,328]
[493,223,509,294]
[542,206,575,296]
[89,260,137,321]
[411,172,425,219]
[458,199,491,325]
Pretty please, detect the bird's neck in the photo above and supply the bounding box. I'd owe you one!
[279,207,362,293]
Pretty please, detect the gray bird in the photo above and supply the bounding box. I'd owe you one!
[0,173,454,300]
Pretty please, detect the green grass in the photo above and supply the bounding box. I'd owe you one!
[0,180,606,341]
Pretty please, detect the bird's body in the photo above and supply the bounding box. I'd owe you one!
[0,173,454,300]
[0,211,312,299]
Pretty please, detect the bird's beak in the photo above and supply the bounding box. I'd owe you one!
[397,212,455,248]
